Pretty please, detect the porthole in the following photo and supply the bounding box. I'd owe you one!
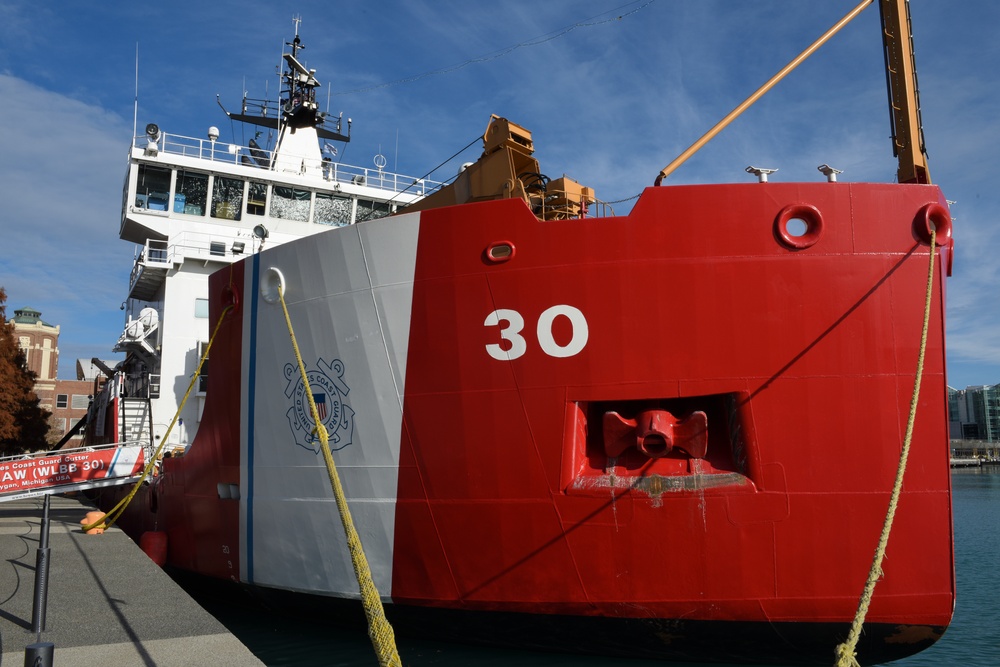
[485,241,516,264]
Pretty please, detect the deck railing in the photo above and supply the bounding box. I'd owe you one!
[134,131,445,196]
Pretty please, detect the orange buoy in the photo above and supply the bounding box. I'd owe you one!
[140,531,168,566]
[80,511,107,535]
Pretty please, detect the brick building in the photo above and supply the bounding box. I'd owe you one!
[12,307,112,446]
[11,307,58,409]
[50,360,116,447]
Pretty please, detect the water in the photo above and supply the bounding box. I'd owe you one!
[190,469,1000,666]
[892,467,1000,667]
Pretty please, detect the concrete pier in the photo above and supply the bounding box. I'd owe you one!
[0,494,264,666]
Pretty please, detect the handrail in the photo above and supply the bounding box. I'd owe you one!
[133,131,443,196]
[0,441,145,464]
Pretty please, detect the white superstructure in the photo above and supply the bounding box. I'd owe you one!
[105,26,442,450]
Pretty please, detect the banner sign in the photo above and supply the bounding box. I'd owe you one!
[0,445,145,499]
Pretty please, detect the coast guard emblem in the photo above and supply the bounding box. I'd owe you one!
[284,358,355,454]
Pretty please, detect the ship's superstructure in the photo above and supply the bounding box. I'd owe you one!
[96,27,441,450]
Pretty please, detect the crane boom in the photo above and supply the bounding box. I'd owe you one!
[879,0,930,184]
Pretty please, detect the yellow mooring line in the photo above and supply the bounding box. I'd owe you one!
[83,304,233,533]
[277,285,402,667]
[834,230,937,667]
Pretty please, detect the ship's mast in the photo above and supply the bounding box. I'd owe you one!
[217,20,350,144]
[288,15,304,60]
[879,0,930,184]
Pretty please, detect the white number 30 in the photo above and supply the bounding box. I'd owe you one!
[484,306,588,361]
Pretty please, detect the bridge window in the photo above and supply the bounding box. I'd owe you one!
[176,169,208,216]
[270,186,311,222]
[212,176,244,220]
[356,199,391,223]
[247,181,267,216]
[135,164,171,210]
[315,192,353,226]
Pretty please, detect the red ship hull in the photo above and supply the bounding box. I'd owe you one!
[101,182,955,664]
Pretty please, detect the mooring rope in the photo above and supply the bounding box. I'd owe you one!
[83,304,233,533]
[833,230,937,667]
[276,285,402,667]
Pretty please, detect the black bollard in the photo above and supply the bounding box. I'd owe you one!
[24,641,54,667]
[30,494,52,634]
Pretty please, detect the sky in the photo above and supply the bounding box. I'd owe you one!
[0,0,997,389]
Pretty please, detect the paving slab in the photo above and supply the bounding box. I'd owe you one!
[0,494,264,667]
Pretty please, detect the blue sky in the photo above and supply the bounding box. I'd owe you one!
[0,1,997,389]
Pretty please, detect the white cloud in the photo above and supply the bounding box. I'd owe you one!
[0,74,133,374]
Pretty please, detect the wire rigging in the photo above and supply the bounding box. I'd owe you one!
[385,133,484,206]
[336,0,656,96]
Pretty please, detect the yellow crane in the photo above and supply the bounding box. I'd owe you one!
[879,0,931,184]
[655,0,932,185]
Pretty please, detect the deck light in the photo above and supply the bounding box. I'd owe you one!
[144,123,160,156]
[253,225,269,252]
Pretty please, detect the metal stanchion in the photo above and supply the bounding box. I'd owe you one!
[26,494,54,667]
[24,642,54,667]
[31,494,51,632]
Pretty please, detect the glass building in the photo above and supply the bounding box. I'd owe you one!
[949,384,1000,442]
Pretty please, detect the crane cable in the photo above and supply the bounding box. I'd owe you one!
[833,230,937,667]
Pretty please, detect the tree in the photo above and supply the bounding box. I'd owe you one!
[0,287,51,455]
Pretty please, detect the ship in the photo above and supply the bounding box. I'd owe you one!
[85,3,955,665]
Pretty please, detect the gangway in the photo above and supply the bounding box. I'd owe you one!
[0,442,148,503]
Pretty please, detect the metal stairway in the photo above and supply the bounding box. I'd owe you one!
[120,398,153,448]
